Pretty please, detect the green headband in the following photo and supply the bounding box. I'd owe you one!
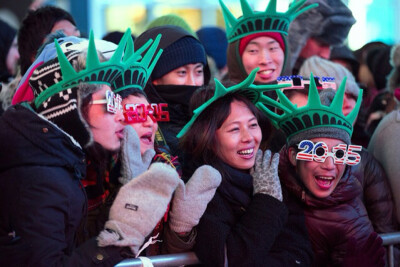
[34,29,134,108]
[176,67,290,138]
[219,0,318,43]
[256,72,363,141]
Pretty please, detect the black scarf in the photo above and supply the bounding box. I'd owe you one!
[217,163,253,208]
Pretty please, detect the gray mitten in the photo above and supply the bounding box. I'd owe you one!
[119,125,156,185]
[252,149,283,201]
[97,162,180,256]
[169,165,222,233]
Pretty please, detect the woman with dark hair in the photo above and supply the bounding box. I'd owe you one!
[177,69,313,266]
[0,30,181,265]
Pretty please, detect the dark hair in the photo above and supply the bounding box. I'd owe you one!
[118,88,148,100]
[18,6,77,74]
[181,86,263,177]
[79,83,113,175]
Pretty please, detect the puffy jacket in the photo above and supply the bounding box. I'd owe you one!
[0,104,128,266]
[279,146,374,267]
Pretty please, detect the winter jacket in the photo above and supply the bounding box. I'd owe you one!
[279,146,374,267]
[353,149,399,233]
[0,103,128,266]
[192,162,313,267]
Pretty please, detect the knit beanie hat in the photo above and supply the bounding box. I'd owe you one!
[0,19,17,82]
[239,32,285,56]
[30,49,92,147]
[146,14,197,38]
[288,0,356,72]
[196,26,228,70]
[299,56,360,97]
[151,36,206,80]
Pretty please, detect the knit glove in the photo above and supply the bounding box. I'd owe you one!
[252,149,282,201]
[169,165,222,233]
[342,232,385,267]
[119,125,155,185]
[97,162,180,256]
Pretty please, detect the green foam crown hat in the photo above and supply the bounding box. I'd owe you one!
[177,67,290,138]
[219,0,318,43]
[112,33,163,93]
[256,73,363,141]
[34,28,162,108]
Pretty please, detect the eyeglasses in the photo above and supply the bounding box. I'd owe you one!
[91,90,123,114]
[296,140,361,165]
[124,103,170,123]
[277,75,336,90]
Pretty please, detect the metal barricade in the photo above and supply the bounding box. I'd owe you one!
[115,252,200,267]
[380,232,400,267]
[115,232,400,267]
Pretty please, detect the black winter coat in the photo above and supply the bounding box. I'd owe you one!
[193,163,313,267]
[0,104,128,266]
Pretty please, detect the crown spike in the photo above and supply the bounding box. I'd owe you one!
[140,34,162,70]
[55,39,77,81]
[123,30,134,61]
[219,0,237,30]
[240,0,254,17]
[288,1,319,20]
[276,89,297,112]
[330,76,346,114]
[86,30,101,69]
[265,0,277,14]
[307,73,322,108]
[109,28,131,64]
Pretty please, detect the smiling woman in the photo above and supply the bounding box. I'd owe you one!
[177,71,314,266]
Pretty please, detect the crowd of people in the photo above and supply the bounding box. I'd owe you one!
[0,0,399,266]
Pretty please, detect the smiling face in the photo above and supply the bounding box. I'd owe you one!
[87,85,125,151]
[288,137,347,198]
[122,94,158,156]
[152,63,204,86]
[216,100,262,170]
[241,36,284,84]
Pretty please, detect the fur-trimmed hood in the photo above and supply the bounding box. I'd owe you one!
[287,0,356,72]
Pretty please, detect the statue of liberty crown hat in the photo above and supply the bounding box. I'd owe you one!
[177,67,291,138]
[256,72,363,146]
[112,33,163,93]
[219,0,318,43]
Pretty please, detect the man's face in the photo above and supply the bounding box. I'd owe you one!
[241,36,284,83]
[299,37,331,60]
[152,63,204,86]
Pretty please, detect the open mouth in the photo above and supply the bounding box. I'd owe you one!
[140,133,153,144]
[315,175,335,189]
[237,148,254,158]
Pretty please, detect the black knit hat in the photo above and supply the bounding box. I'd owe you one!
[151,36,206,80]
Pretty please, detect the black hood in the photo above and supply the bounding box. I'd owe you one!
[0,104,85,173]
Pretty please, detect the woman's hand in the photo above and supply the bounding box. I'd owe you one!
[252,149,283,201]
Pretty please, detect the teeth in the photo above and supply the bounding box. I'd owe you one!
[259,70,273,75]
[316,176,334,180]
[238,148,253,155]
